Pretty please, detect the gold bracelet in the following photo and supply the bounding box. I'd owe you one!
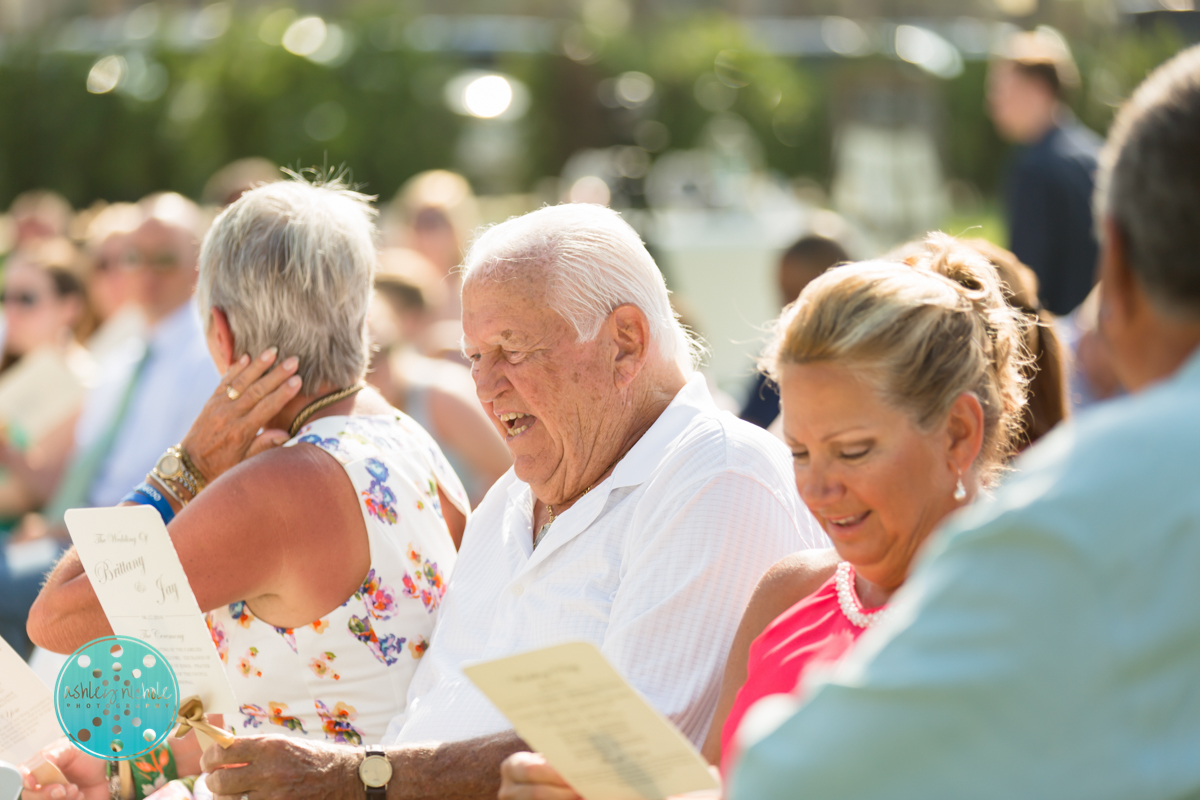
[177,445,208,491]
[148,473,188,507]
[167,463,199,497]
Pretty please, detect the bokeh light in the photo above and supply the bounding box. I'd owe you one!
[463,75,513,119]
[282,16,327,57]
[86,56,125,94]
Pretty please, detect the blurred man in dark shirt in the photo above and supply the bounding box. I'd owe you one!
[740,234,848,429]
[988,31,1102,317]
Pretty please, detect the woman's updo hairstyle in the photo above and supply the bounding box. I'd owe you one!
[764,232,1031,481]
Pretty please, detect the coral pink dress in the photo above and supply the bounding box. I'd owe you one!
[720,562,886,777]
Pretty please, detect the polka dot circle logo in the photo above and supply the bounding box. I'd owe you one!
[54,636,178,760]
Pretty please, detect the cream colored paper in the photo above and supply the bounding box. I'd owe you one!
[0,635,62,765]
[65,506,237,719]
[464,641,719,800]
[0,348,84,447]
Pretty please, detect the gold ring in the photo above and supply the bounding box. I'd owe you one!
[226,385,241,401]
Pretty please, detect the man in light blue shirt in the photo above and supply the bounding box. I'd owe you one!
[64,192,219,510]
[78,300,216,506]
[0,194,217,659]
[733,45,1200,800]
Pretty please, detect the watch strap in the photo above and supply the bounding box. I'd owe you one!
[363,745,389,799]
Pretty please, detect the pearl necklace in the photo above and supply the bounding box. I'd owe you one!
[835,562,887,628]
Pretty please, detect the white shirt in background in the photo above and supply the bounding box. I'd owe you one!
[75,299,219,507]
[386,373,826,746]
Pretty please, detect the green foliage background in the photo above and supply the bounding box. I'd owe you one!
[0,7,1187,209]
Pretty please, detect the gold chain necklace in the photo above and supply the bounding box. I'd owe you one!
[533,444,634,550]
[288,382,366,438]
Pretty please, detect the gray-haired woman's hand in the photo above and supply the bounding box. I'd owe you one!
[180,347,303,486]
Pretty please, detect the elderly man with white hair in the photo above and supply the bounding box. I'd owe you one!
[198,203,824,799]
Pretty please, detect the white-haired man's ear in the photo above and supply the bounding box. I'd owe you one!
[608,304,653,389]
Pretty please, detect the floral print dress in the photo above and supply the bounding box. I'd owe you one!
[204,414,468,745]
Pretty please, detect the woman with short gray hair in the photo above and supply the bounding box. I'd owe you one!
[27,175,469,799]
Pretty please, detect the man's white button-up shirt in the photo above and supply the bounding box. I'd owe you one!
[385,374,826,746]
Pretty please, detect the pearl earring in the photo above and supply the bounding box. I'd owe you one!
[953,474,967,502]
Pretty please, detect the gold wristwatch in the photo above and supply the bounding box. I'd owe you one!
[153,445,205,499]
[359,745,392,799]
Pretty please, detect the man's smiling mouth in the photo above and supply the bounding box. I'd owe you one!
[499,412,535,437]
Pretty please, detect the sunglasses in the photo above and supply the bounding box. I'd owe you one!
[122,250,181,272]
[0,289,42,308]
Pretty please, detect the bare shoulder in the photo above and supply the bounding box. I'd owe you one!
[166,443,364,615]
[742,549,840,635]
[184,443,360,549]
[210,442,349,502]
[177,443,367,624]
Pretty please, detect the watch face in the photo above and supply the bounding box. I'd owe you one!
[359,755,392,787]
[158,454,182,477]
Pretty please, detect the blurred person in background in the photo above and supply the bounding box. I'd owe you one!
[80,202,146,361]
[202,156,281,208]
[38,192,219,529]
[368,247,511,506]
[0,238,96,658]
[740,234,848,430]
[731,45,1200,800]
[7,190,72,250]
[498,234,1031,798]
[988,30,1102,317]
[1058,286,1124,408]
[387,170,481,359]
[0,239,94,377]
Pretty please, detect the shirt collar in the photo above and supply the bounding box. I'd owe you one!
[609,372,715,489]
[502,372,718,568]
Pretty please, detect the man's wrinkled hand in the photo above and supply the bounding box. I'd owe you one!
[200,734,359,800]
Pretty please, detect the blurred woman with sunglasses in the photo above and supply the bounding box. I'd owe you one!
[0,236,97,657]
